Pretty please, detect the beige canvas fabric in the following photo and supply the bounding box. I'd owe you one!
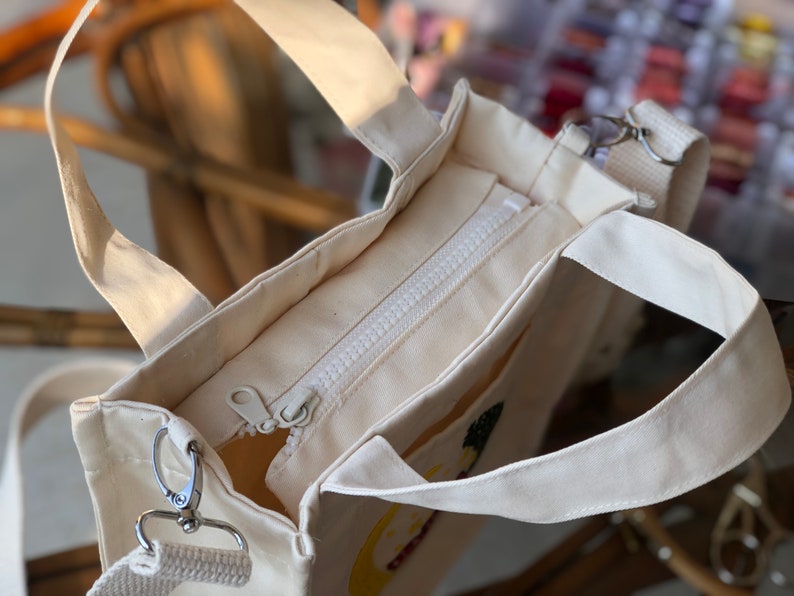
[575,101,711,383]
[4,0,786,594]
[0,362,256,596]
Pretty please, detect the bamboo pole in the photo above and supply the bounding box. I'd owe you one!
[0,0,102,89]
[0,105,355,232]
[627,508,751,596]
[0,306,135,349]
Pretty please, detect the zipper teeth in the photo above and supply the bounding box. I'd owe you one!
[311,204,513,395]
[338,205,525,396]
[276,199,529,445]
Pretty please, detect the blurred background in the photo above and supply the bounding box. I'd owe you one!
[1,0,792,594]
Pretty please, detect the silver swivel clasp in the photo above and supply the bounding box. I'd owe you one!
[583,108,684,167]
[151,426,204,533]
[135,425,247,554]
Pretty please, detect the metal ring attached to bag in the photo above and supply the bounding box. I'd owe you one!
[135,509,248,554]
[135,425,248,554]
[580,110,684,167]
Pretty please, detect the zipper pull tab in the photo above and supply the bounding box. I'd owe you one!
[278,386,321,428]
[226,386,279,435]
[503,193,532,214]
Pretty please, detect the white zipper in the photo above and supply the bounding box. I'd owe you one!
[227,192,534,444]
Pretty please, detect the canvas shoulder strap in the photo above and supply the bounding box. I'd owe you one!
[322,212,791,520]
[0,361,134,594]
[45,0,440,358]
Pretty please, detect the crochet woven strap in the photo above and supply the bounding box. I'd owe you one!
[88,541,252,595]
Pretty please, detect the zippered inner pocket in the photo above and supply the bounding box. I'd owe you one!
[179,160,496,431]
[179,155,584,515]
[279,193,533,447]
[264,190,586,515]
[228,187,535,447]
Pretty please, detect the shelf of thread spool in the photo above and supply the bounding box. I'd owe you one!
[538,0,794,302]
[378,0,794,301]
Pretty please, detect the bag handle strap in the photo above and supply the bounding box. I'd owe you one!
[321,212,791,522]
[235,0,441,174]
[46,1,213,357]
[47,0,440,357]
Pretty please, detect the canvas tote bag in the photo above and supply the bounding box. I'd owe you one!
[2,0,791,594]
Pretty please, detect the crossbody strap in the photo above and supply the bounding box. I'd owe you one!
[0,360,136,594]
[0,360,252,595]
[46,0,439,357]
[321,212,791,521]
[87,540,251,596]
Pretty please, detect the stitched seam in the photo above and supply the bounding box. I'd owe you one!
[525,135,566,198]
[297,59,401,170]
[84,455,164,474]
[325,413,781,519]
[96,401,124,564]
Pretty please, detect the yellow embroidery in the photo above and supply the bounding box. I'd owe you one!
[349,503,402,595]
[348,404,504,595]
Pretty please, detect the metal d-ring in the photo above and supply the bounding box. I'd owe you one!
[585,115,640,148]
[135,509,249,554]
[583,110,683,167]
[135,425,249,554]
[625,108,684,167]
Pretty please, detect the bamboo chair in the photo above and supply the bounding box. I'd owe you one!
[97,0,304,301]
[0,0,98,89]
